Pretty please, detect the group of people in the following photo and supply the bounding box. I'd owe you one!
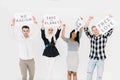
[11,15,113,80]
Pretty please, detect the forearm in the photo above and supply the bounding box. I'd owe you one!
[84,16,93,28]
[55,28,61,40]
[41,29,46,39]
[61,27,65,38]
[79,29,83,39]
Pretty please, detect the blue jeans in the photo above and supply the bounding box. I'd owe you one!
[87,59,104,80]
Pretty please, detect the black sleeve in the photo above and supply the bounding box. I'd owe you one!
[41,29,48,45]
[84,27,92,39]
[55,29,61,40]
[41,29,46,39]
[103,28,113,38]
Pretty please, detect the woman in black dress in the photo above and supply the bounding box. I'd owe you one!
[41,19,62,57]
[41,19,62,80]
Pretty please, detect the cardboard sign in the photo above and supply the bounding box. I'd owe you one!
[14,13,33,25]
[75,17,84,31]
[96,16,116,34]
[43,15,60,28]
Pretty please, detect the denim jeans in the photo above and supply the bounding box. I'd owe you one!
[87,59,104,80]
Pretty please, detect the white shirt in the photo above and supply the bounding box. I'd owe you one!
[11,24,39,60]
[18,36,34,60]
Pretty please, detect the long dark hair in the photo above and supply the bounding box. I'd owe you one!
[69,29,80,44]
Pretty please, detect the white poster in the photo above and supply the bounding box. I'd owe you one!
[43,15,60,28]
[12,13,39,39]
[96,16,116,34]
[14,13,34,25]
[75,17,84,31]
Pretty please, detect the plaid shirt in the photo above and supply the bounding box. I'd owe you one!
[84,27,113,60]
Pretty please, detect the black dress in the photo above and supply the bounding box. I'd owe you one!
[41,29,61,57]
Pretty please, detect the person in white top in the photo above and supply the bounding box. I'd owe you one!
[18,30,34,60]
[11,16,37,80]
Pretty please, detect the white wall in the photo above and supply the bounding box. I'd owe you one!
[0,0,120,80]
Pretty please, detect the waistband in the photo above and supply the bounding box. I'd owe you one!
[20,58,34,61]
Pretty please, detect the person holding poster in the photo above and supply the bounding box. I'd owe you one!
[61,24,83,80]
[11,16,37,80]
[41,19,62,80]
[84,15,113,80]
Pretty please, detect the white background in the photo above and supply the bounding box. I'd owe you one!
[0,0,120,80]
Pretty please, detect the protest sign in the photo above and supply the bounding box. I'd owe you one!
[75,17,84,31]
[14,13,33,25]
[43,15,60,28]
[96,16,116,34]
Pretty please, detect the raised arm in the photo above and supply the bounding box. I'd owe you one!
[11,18,16,26]
[55,20,62,40]
[84,16,94,39]
[11,18,23,40]
[79,27,83,39]
[32,16,37,24]
[61,24,66,39]
[61,24,69,42]
[84,16,93,28]
[41,19,47,40]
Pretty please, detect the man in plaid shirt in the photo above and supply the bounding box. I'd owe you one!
[84,16,113,80]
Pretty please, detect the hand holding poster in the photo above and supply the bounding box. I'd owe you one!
[75,17,84,31]
[96,16,116,34]
[43,15,60,28]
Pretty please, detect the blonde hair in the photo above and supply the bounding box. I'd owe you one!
[91,26,96,30]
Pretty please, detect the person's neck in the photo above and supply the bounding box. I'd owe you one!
[24,36,29,39]
[48,33,53,36]
[94,34,100,37]
[47,34,53,37]
[70,38,75,42]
